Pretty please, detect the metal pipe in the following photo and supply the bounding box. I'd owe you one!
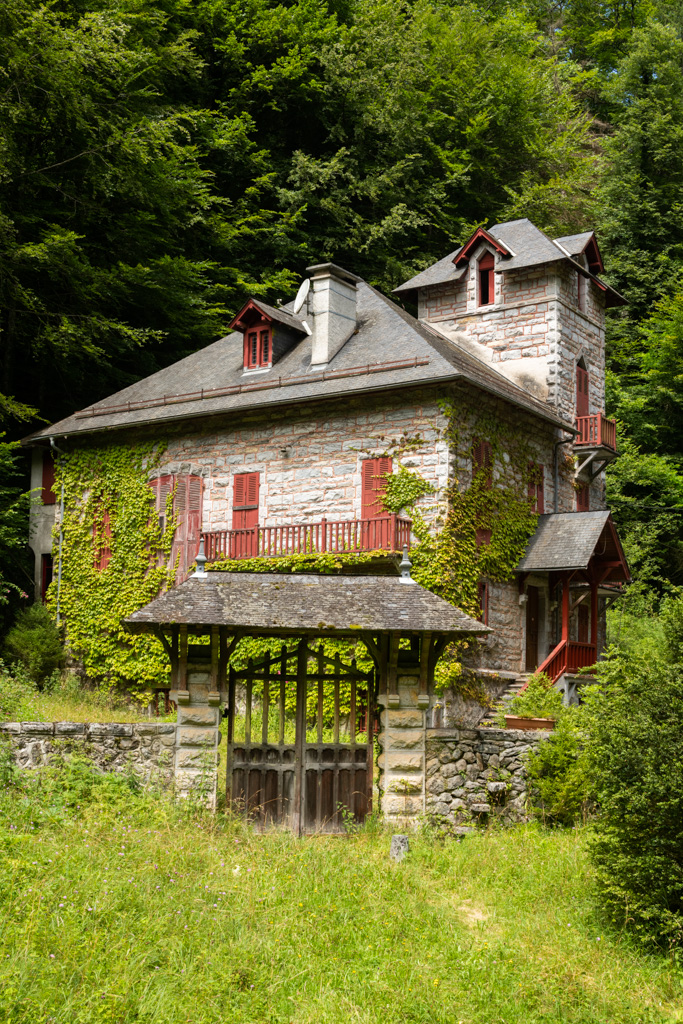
[49,436,66,626]
[553,432,575,514]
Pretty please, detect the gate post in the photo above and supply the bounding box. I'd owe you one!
[171,626,221,809]
[378,665,428,828]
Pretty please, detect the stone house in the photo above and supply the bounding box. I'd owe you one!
[25,218,629,714]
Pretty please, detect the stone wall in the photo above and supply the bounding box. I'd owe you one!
[425,725,547,825]
[0,721,176,785]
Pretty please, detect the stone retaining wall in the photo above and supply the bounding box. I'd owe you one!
[425,726,548,825]
[0,721,176,786]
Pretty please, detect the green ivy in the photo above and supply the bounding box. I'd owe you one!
[48,442,177,697]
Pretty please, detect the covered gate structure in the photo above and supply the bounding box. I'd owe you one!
[124,564,487,832]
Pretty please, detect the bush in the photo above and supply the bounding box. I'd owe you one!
[524,706,593,826]
[0,661,35,720]
[661,592,683,664]
[497,671,564,724]
[3,603,64,685]
[585,656,683,950]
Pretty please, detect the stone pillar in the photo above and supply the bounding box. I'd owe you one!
[172,635,221,809]
[378,668,428,827]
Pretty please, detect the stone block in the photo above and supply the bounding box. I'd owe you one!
[179,707,219,727]
[427,777,445,796]
[382,752,423,772]
[384,709,422,729]
[487,781,507,795]
[0,723,21,734]
[382,795,422,816]
[175,748,219,768]
[178,728,218,748]
[22,722,54,736]
[389,730,423,750]
[87,724,114,738]
[55,722,86,736]
[470,803,492,815]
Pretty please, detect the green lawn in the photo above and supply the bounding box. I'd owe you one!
[0,763,681,1024]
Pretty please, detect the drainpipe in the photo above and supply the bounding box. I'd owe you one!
[553,432,576,514]
[49,436,66,626]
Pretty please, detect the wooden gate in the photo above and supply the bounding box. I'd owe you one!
[226,641,375,834]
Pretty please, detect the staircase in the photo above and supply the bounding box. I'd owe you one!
[479,674,530,727]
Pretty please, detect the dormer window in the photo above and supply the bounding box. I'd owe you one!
[245,324,271,369]
[478,251,495,306]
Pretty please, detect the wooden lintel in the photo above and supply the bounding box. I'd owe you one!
[359,632,381,668]
[155,629,172,659]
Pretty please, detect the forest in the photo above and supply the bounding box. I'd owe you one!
[1,0,683,612]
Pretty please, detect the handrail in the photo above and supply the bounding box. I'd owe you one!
[575,413,617,451]
[201,514,412,561]
[522,639,597,688]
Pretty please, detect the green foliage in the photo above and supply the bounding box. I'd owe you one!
[585,654,683,950]
[51,442,177,694]
[0,662,35,721]
[525,707,593,826]
[661,591,683,663]
[500,671,565,723]
[382,466,434,514]
[3,604,64,685]
[0,436,31,630]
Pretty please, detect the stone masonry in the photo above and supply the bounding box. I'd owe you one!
[0,721,176,784]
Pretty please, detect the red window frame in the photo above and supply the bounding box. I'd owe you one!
[472,439,493,488]
[576,364,589,418]
[477,579,489,625]
[361,457,392,519]
[243,322,272,369]
[41,452,56,505]
[527,463,544,514]
[576,485,589,512]
[478,251,495,306]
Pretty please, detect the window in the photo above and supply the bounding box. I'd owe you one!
[148,474,203,577]
[477,579,489,625]
[93,508,112,571]
[361,457,392,518]
[478,251,495,306]
[41,553,53,601]
[41,452,56,505]
[232,472,260,530]
[243,323,272,369]
[576,485,589,512]
[475,528,492,547]
[576,364,589,418]
[527,463,544,514]
[472,438,493,488]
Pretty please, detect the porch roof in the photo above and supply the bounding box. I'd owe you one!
[517,511,630,581]
[123,571,489,638]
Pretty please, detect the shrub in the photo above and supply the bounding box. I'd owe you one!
[498,671,564,723]
[524,706,593,826]
[3,603,64,685]
[585,656,683,950]
[661,592,683,664]
[0,661,35,720]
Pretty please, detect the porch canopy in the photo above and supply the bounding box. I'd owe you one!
[516,511,629,682]
[124,571,488,705]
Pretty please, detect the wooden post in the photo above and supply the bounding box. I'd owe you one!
[320,517,327,552]
[177,626,189,703]
[226,664,235,804]
[387,632,400,708]
[418,631,431,709]
[561,575,570,644]
[292,639,308,837]
[208,624,220,705]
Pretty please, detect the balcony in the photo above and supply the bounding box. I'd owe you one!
[201,514,412,562]
[575,413,616,452]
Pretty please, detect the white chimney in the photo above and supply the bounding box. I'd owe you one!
[306,263,360,367]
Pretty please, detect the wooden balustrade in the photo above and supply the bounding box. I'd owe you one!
[533,639,597,685]
[575,413,617,451]
[201,514,412,562]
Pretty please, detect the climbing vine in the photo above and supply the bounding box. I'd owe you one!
[48,442,177,696]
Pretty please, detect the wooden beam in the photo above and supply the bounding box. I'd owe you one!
[154,628,172,659]
[359,632,381,668]
[387,632,400,708]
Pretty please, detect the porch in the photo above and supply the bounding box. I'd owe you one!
[201,514,412,561]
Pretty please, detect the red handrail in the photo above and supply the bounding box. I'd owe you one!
[523,639,597,688]
[201,514,412,561]
[575,413,617,451]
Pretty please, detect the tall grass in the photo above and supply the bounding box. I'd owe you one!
[1,759,681,1024]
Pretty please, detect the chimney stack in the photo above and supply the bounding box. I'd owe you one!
[306,263,360,367]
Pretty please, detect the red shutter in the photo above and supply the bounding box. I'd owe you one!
[41,453,56,505]
[477,579,489,625]
[232,472,259,530]
[472,439,492,488]
[576,365,589,418]
[93,508,112,571]
[527,463,544,514]
[361,457,392,519]
[576,485,589,512]
[171,475,203,576]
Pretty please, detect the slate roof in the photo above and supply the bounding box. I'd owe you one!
[123,572,489,637]
[392,250,466,294]
[517,511,628,575]
[394,219,624,305]
[25,278,574,443]
[553,232,594,257]
[245,299,308,334]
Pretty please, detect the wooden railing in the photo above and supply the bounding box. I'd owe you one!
[575,413,617,452]
[201,514,412,561]
[529,639,597,685]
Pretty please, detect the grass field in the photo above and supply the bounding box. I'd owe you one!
[1,760,681,1024]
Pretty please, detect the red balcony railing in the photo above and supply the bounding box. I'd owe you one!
[575,413,617,452]
[201,514,412,561]
[531,638,597,685]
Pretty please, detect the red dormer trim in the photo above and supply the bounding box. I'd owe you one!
[229,299,274,334]
[584,235,604,275]
[454,227,511,266]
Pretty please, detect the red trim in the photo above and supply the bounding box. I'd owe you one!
[362,458,392,519]
[229,299,275,333]
[454,227,510,266]
[576,365,589,418]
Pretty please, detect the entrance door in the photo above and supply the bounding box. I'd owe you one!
[525,586,540,672]
[226,641,375,834]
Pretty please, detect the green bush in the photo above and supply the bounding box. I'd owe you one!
[524,706,593,826]
[3,603,64,685]
[661,592,683,664]
[585,656,683,950]
[497,671,564,724]
[0,661,35,721]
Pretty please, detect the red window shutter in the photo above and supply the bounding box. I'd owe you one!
[527,463,544,514]
[170,475,204,576]
[477,579,489,625]
[576,366,589,418]
[232,472,259,530]
[576,485,589,512]
[361,457,392,519]
[41,453,56,505]
[472,439,492,488]
[478,251,495,306]
[93,508,112,571]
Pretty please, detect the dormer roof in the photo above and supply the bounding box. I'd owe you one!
[453,226,512,264]
[228,298,308,335]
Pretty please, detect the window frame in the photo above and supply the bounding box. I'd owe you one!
[477,251,495,307]
[243,320,272,369]
[527,462,545,514]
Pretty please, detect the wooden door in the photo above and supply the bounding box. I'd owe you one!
[232,472,259,557]
[525,585,540,672]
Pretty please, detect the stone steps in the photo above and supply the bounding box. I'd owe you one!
[479,674,530,727]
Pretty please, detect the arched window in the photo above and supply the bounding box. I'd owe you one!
[478,251,495,306]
